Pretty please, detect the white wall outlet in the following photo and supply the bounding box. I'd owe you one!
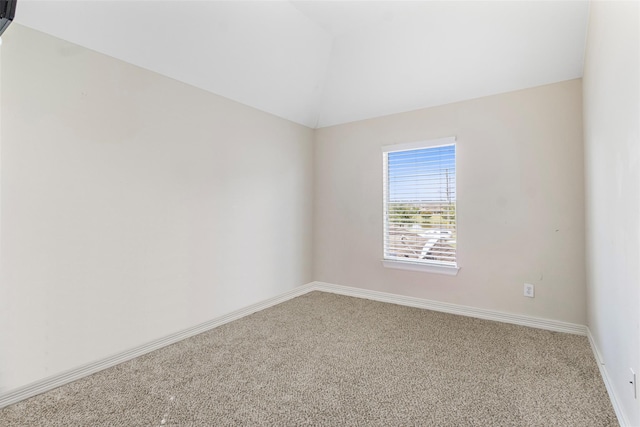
[524,283,535,298]
[631,368,637,399]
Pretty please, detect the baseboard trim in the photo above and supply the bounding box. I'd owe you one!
[0,282,316,409]
[586,328,630,427]
[311,281,588,335]
[0,280,592,410]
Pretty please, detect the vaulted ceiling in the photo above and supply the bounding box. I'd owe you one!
[13,1,590,128]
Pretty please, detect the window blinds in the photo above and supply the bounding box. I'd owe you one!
[383,139,457,267]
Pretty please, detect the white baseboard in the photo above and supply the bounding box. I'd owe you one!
[312,281,588,335]
[313,282,632,425]
[0,280,596,411]
[0,282,316,409]
[587,328,630,427]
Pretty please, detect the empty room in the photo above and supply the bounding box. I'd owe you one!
[0,0,638,425]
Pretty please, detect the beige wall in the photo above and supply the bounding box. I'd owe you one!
[0,25,314,391]
[583,1,640,425]
[0,18,606,403]
[314,79,585,324]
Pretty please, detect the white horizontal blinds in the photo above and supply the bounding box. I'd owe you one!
[383,141,457,266]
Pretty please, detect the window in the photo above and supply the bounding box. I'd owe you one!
[382,137,459,275]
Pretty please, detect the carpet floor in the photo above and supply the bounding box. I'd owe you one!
[1,291,618,426]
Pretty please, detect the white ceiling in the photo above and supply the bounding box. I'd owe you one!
[12,1,590,128]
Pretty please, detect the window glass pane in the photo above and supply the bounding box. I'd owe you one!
[384,143,457,267]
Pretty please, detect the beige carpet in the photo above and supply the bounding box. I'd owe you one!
[1,291,617,426]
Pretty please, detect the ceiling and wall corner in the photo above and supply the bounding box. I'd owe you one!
[0,22,316,392]
[0,3,633,421]
[13,1,590,129]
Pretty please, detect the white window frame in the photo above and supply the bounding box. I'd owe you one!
[382,137,460,276]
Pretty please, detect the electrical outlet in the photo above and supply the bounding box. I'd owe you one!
[524,283,535,298]
[631,369,637,399]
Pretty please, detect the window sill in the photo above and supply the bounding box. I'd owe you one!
[382,260,460,276]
